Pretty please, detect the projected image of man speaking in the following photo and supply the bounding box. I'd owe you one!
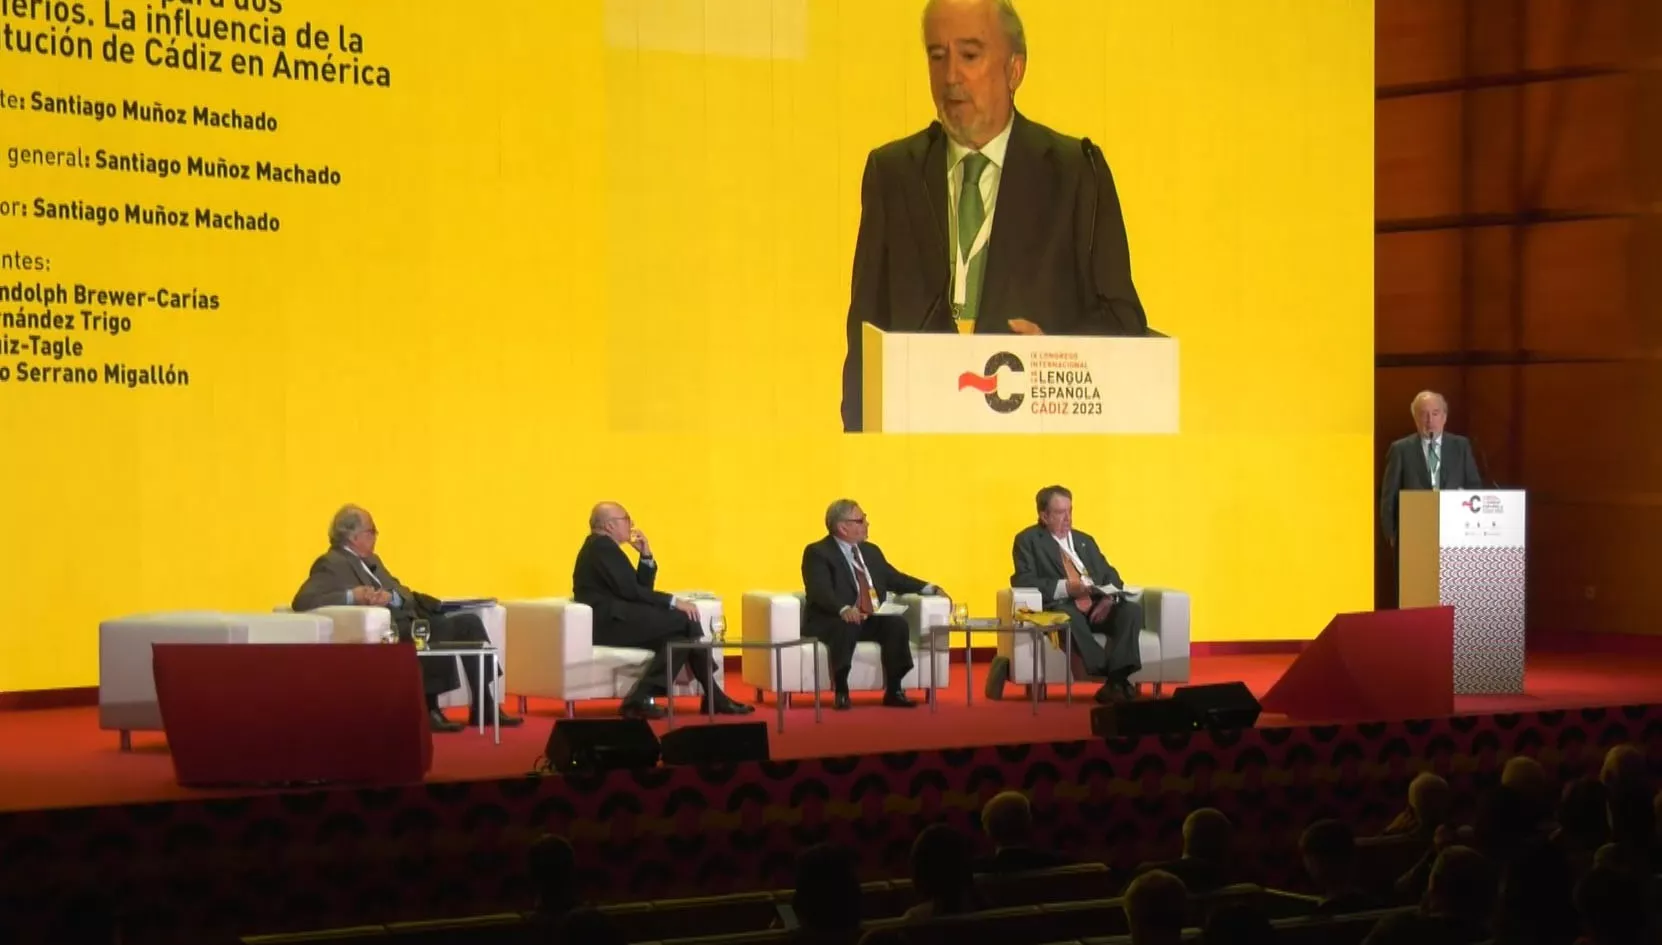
[839,0,1149,433]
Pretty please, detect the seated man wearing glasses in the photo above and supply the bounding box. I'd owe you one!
[292,504,522,732]
[572,502,753,720]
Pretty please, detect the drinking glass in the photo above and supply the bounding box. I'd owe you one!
[410,619,431,651]
[952,602,970,628]
[709,614,727,644]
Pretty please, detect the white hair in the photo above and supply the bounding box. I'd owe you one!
[1410,391,1449,416]
[922,0,1027,58]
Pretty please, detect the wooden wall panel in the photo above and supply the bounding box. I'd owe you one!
[1377,0,1465,88]
[1377,93,1463,221]
[1519,219,1642,353]
[1377,228,1518,355]
[1523,75,1642,212]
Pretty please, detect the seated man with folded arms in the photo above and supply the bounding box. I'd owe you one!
[292,504,521,732]
[1009,484,1143,704]
[572,502,752,720]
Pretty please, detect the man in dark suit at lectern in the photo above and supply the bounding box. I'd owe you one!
[1010,485,1142,704]
[838,0,1148,431]
[292,504,521,732]
[1379,390,1485,549]
[802,499,947,710]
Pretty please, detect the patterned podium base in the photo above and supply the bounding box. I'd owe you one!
[1440,546,1527,693]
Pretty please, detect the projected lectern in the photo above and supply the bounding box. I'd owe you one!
[1399,490,1527,694]
[859,324,1179,434]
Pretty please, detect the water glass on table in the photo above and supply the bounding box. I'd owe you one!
[410,619,431,651]
[709,614,727,644]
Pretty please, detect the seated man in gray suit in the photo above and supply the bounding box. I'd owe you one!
[1379,390,1485,549]
[292,504,521,732]
[1009,485,1142,704]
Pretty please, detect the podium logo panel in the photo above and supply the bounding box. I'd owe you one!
[957,352,1026,413]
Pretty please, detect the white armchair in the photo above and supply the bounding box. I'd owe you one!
[276,603,507,709]
[739,591,952,701]
[502,595,725,716]
[99,611,334,749]
[994,587,1191,697]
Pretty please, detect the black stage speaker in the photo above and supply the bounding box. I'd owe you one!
[1091,698,1198,737]
[660,722,770,765]
[546,719,660,773]
[1172,682,1262,732]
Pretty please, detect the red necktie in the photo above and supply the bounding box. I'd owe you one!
[1060,550,1093,611]
[853,552,876,615]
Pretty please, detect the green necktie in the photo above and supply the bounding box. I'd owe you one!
[1428,440,1441,489]
[954,152,991,325]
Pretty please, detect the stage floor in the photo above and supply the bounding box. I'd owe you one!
[5,648,1661,814]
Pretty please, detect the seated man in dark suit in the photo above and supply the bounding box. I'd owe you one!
[292,504,521,732]
[572,502,751,720]
[1009,484,1142,704]
[973,790,1070,874]
[801,499,946,710]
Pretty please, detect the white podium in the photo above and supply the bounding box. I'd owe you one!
[1399,489,1527,694]
[860,324,1179,434]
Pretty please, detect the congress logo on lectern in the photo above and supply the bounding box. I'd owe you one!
[1462,496,1483,514]
[958,352,1026,413]
[957,349,1106,417]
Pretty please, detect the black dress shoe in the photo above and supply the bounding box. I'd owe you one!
[712,696,756,716]
[620,700,666,720]
[882,690,917,708]
[1093,682,1127,705]
[833,691,852,711]
[469,705,524,727]
[429,709,464,732]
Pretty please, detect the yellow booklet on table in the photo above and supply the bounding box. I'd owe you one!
[1012,609,1070,628]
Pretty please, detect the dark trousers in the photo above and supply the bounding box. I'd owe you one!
[1049,596,1143,680]
[396,610,498,711]
[596,602,720,702]
[806,614,914,693]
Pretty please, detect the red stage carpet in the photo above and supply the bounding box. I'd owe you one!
[4,648,1661,813]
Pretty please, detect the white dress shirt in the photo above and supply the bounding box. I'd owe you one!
[1052,531,1094,600]
[1421,434,1443,489]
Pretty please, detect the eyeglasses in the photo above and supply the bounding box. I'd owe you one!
[842,517,868,525]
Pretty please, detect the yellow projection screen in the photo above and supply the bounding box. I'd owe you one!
[0,0,1374,692]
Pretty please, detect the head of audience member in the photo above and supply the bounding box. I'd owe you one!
[1494,839,1578,945]
[1411,390,1448,439]
[1592,841,1647,877]
[1182,808,1233,863]
[330,504,378,557]
[793,843,863,935]
[1606,786,1656,854]
[1125,869,1189,945]
[826,499,869,546]
[981,791,1037,850]
[1555,777,1610,851]
[1573,867,1648,945]
[1201,903,1274,945]
[1600,744,1647,796]
[1299,819,1357,897]
[910,824,978,914]
[921,0,1026,150]
[1387,772,1452,837]
[1501,755,1553,822]
[1035,485,1073,538]
[1422,846,1494,925]
[588,502,633,544]
[528,834,580,917]
[553,907,626,945]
